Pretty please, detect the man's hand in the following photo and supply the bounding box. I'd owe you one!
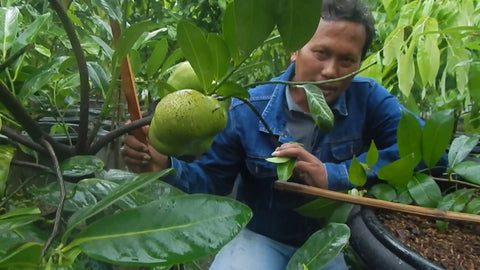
[271,143,327,189]
[122,124,170,173]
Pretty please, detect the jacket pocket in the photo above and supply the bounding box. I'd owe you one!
[330,139,363,162]
[245,155,278,179]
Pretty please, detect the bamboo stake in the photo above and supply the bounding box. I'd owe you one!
[274,181,480,224]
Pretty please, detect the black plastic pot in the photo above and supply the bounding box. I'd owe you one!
[347,206,442,270]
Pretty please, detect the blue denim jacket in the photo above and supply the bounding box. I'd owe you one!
[166,63,411,246]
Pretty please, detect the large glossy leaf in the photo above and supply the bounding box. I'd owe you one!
[234,0,275,59]
[448,135,479,168]
[397,110,422,162]
[348,156,366,187]
[0,144,14,196]
[0,208,42,233]
[378,153,416,187]
[0,7,19,56]
[18,61,58,103]
[177,20,215,92]
[60,155,105,178]
[407,173,441,208]
[0,242,42,268]
[30,181,98,212]
[275,0,322,52]
[421,109,454,169]
[62,170,174,243]
[303,84,334,133]
[452,161,480,185]
[68,194,252,267]
[286,223,350,270]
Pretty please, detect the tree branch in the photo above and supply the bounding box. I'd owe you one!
[48,0,91,154]
[40,139,67,257]
[88,116,153,155]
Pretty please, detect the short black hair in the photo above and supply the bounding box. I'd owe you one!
[321,0,376,59]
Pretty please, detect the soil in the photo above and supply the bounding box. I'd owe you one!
[376,210,480,270]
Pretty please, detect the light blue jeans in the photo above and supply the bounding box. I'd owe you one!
[209,228,347,270]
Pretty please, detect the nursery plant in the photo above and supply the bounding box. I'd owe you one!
[1,0,480,269]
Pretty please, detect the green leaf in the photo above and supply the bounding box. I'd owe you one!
[303,84,334,133]
[295,197,343,219]
[92,0,123,23]
[448,135,479,168]
[221,3,240,64]
[87,61,110,97]
[62,170,174,243]
[265,156,291,164]
[233,0,275,58]
[0,242,42,268]
[348,156,367,187]
[395,186,413,204]
[452,161,480,185]
[215,81,249,99]
[60,155,105,178]
[465,196,480,214]
[146,39,168,78]
[327,203,354,224]
[437,189,475,212]
[417,18,440,87]
[69,194,252,267]
[382,26,405,66]
[397,44,415,98]
[112,20,151,64]
[207,33,230,84]
[277,158,296,181]
[0,208,42,234]
[287,223,350,270]
[177,20,215,92]
[378,154,416,187]
[407,173,442,208]
[369,183,397,201]
[12,13,50,54]
[397,110,422,163]
[275,0,322,52]
[421,109,454,169]
[0,144,15,196]
[0,7,20,57]
[366,141,378,168]
[30,181,98,212]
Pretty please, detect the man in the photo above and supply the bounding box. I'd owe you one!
[123,0,398,269]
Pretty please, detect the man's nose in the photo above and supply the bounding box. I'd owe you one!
[320,59,339,79]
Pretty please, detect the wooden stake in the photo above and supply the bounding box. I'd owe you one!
[274,181,480,224]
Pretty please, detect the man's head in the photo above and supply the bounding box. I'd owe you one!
[290,0,375,105]
[321,0,375,60]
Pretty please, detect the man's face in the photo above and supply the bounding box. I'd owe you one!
[291,19,366,105]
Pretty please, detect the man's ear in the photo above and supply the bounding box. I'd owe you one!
[290,51,298,62]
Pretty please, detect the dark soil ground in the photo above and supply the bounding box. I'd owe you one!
[377,210,480,270]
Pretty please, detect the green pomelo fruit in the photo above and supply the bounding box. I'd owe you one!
[148,89,228,157]
[166,61,203,91]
